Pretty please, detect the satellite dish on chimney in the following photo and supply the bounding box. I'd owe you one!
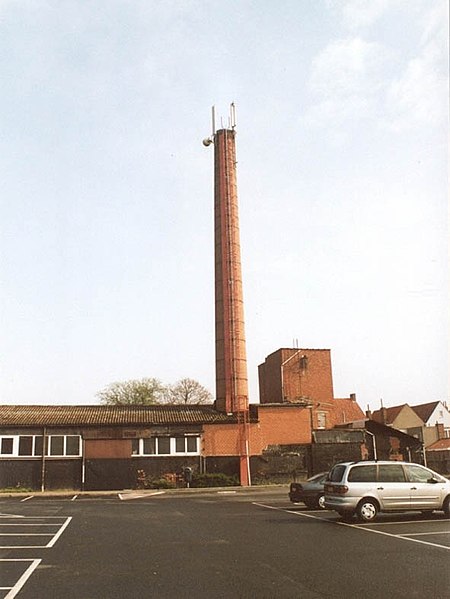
[203,137,213,147]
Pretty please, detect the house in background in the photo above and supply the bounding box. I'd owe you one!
[370,404,425,441]
[410,401,450,444]
[370,402,450,449]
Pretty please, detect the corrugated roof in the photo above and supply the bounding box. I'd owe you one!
[0,404,235,427]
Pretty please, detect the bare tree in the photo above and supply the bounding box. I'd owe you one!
[164,378,213,405]
[97,378,165,405]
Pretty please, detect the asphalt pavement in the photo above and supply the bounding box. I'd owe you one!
[1,487,449,599]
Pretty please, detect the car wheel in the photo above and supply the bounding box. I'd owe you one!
[443,496,450,518]
[357,499,378,522]
[317,494,326,510]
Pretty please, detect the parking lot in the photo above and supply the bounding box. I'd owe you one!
[0,488,449,598]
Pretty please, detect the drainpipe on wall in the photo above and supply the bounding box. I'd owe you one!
[41,427,47,492]
[365,430,377,460]
[81,438,86,491]
[422,444,427,467]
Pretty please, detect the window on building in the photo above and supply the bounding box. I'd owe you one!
[34,436,44,456]
[186,437,198,453]
[0,435,81,457]
[131,436,200,456]
[50,436,64,456]
[18,436,33,456]
[66,436,80,456]
[1,438,14,455]
[316,412,327,429]
[143,438,156,455]
[157,437,171,455]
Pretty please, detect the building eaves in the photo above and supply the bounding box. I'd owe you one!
[0,405,235,427]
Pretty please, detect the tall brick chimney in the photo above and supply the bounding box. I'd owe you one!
[210,116,249,415]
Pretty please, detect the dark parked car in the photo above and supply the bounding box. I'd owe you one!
[288,472,328,509]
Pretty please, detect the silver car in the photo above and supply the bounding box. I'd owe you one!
[324,460,450,522]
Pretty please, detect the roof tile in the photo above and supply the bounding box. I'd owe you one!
[0,404,234,427]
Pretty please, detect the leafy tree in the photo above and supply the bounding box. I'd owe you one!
[164,378,213,405]
[97,378,164,405]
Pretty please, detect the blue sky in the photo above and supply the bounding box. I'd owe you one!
[0,0,448,411]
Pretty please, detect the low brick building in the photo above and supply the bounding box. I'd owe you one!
[0,347,370,490]
[0,402,326,490]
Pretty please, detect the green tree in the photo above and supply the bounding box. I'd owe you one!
[165,378,213,405]
[97,378,164,405]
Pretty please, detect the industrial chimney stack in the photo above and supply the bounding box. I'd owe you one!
[204,105,249,415]
[204,105,250,484]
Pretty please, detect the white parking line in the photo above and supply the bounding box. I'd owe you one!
[0,517,72,549]
[0,532,53,537]
[399,531,450,537]
[20,496,34,503]
[0,523,63,527]
[118,491,165,500]
[46,517,72,548]
[0,559,41,599]
[253,503,450,551]
[356,517,450,526]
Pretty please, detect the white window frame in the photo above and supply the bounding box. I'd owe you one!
[0,436,14,455]
[132,436,200,457]
[0,435,81,458]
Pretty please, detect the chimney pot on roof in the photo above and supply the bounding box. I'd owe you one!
[350,393,356,401]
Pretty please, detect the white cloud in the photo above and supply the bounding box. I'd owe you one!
[385,45,448,130]
[304,2,448,133]
[337,0,391,30]
[310,37,388,97]
[384,3,448,130]
[303,37,389,129]
[421,1,449,47]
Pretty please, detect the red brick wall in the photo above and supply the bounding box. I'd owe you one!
[259,348,334,404]
[203,424,240,456]
[203,405,312,456]
[255,406,312,448]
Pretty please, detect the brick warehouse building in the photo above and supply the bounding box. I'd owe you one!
[0,347,367,491]
[0,402,315,490]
